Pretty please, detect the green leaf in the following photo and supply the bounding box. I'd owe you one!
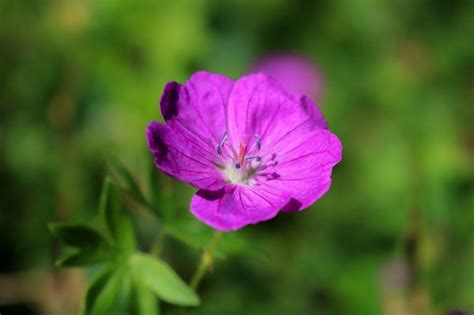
[108,158,149,208]
[129,253,200,306]
[55,249,115,267]
[49,223,110,249]
[82,266,124,315]
[99,177,136,252]
[130,278,159,315]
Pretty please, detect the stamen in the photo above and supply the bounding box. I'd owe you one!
[216,131,228,155]
[221,135,276,184]
[250,157,262,169]
[257,154,276,171]
[255,134,261,151]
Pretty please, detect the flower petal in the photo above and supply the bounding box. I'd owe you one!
[146,121,226,190]
[300,96,328,129]
[147,71,234,190]
[226,73,327,153]
[191,184,291,231]
[160,71,234,151]
[256,128,342,211]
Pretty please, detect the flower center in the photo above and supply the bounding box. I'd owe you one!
[215,132,277,185]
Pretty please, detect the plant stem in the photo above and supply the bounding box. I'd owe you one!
[150,229,166,257]
[190,231,223,290]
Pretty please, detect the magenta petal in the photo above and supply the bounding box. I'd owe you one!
[191,185,291,231]
[160,71,234,147]
[146,121,226,190]
[147,71,235,190]
[258,128,342,211]
[226,73,327,151]
[300,96,328,129]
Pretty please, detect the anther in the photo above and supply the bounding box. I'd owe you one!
[255,134,261,151]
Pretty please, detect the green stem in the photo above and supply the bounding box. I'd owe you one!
[190,231,223,290]
[150,229,166,257]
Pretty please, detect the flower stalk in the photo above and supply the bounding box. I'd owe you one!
[190,231,223,290]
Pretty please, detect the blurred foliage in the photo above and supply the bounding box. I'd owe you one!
[0,0,473,315]
[48,178,199,314]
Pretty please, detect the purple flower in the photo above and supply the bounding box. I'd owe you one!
[252,54,325,100]
[147,71,342,231]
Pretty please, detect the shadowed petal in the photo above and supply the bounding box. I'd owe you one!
[191,185,291,231]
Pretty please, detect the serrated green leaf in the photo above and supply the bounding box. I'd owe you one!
[129,253,200,306]
[99,177,136,252]
[49,223,110,249]
[130,278,159,315]
[82,266,125,315]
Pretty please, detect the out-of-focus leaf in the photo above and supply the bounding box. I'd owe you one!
[165,223,263,260]
[164,224,208,251]
[49,223,110,249]
[55,249,115,267]
[82,266,125,315]
[99,177,136,253]
[130,278,160,315]
[129,253,200,306]
[108,158,150,208]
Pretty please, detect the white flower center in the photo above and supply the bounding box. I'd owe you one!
[223,166,255,185]
[215,132,277,185]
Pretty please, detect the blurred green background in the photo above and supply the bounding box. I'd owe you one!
[0,0,473,314]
